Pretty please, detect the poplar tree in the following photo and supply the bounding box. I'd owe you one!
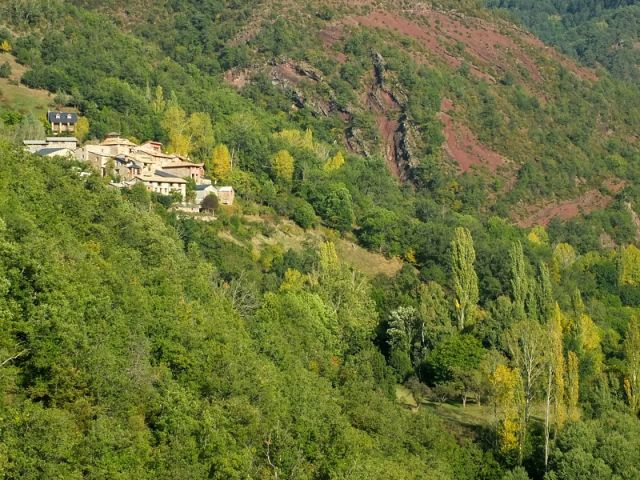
[623,316,640,415]
[209,144,232,180]
[272,150,295,183]
[567,351,580,421]
[451,227,478,331]
[544,304,566,470]
[509,241,530,321]
[489,363,523,459]
[504,319,545,460]
[537,262,554,322]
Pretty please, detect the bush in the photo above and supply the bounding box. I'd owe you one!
[291,199,316,229]
[0,61,10,78]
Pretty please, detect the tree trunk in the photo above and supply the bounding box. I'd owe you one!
[544,364,553,471]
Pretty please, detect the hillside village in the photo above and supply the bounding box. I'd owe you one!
[23,111,234,212]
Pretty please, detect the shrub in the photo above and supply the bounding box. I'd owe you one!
[0,61,11,78]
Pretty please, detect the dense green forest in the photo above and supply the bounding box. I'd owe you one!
[1,0,640,479]
[486,0,640,82]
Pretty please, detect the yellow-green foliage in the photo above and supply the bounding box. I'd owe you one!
[624,316,640,414]
[271,149,295,183]
[619,244,640,286]
[75,117,89,142]
[209,144,232,180]
[324,151,345,172]
[567,351,581,421]
[273,128,314,150]
[489,363,523,455]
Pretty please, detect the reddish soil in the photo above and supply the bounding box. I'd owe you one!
[319,24,344,48]
[363,82,403,180]
[342,8,596,85]
[514,181,624,227]
[438,98,505,173]
[273,63,307,84]
[376,114,401,179]
[319,25,347,63]
[223,69,251,89]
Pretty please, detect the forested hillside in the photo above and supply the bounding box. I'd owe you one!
[486,0,640,82]
[1,1,640,479]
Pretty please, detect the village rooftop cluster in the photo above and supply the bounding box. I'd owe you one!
[23,112,234,211]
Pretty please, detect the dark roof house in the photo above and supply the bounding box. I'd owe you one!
[48,112,78,124]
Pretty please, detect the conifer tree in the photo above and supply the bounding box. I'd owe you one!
[451,227,478,331]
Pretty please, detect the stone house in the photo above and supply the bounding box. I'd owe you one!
[36,147,75,158]
[161,161,205,182]
[24,137,78,154]
[134,170,187,200]
[48,111,78,133]
[194,184,235,206]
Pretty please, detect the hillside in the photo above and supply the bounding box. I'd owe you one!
[2,1,640,479]
[0,144,484,479]
[486,0,640,82]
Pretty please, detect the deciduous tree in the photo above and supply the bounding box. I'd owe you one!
[623,316,640,415]
[451,227,478,331]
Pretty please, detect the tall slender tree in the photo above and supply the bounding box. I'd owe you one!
[451,227,478,331]
[509,241,531,321]
[567,351,580,421]
[543,304,566,470]
[504,319,546,461]
[623,316,640,415]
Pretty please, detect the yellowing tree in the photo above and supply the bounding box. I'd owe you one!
[162,105,191,156]
[567,351,580,421]
[209,144,232,180]
[280,269,305,293]
[324,151,345,172]
[619,244,640,286]
[188,112,215,160]
[161,106,214,159]
[527,225,549,246]
[272,149,294,183]
[489,363,523,457]
[0,40,11,53]
[544,304,567,469]
[75,117,90,142]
